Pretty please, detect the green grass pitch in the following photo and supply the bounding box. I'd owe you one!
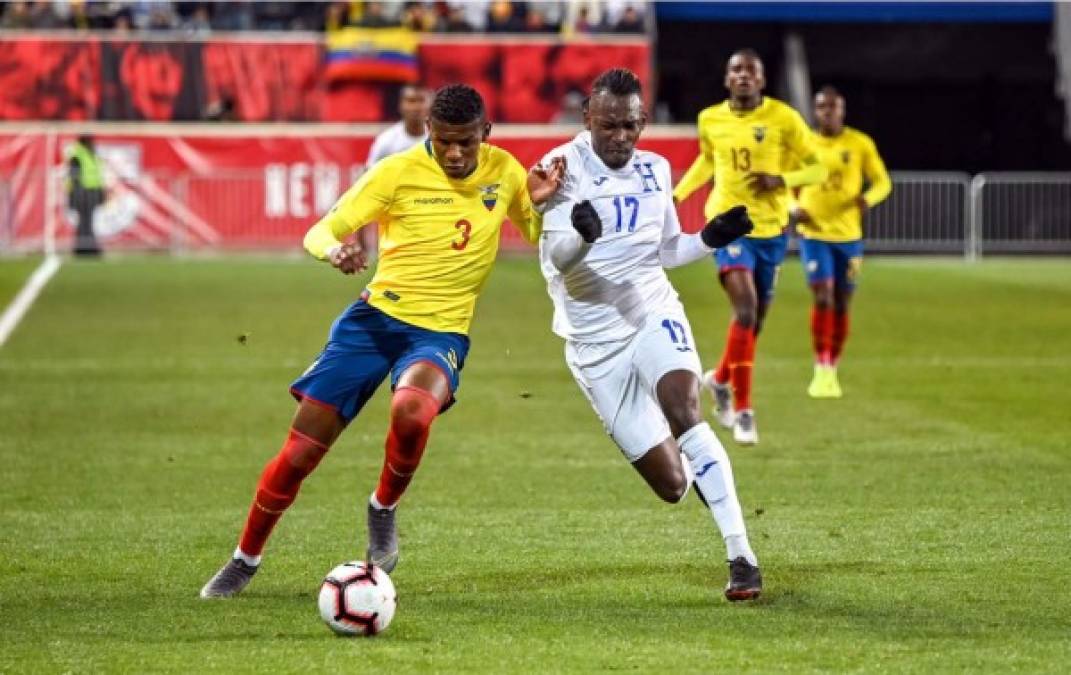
[1,255,1069,672]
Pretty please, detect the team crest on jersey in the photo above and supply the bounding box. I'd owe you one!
[753,126,766,142]
[841,150,851,164]
[479,183,500,211]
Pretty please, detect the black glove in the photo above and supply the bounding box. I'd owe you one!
[571,201,602,244]
[701,205,753,249]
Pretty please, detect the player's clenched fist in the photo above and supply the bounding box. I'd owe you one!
[571,201,602,243]
[701,205,754,248]
[328,242,368,275]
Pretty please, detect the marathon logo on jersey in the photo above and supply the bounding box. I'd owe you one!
[436,348,459,372]
[479,183,500,211]
[841,150,851,164]
[415,197,454,205]
[753,126,766,143]
[593,176,609,186]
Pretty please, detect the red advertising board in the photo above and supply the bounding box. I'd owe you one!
[0,128,706,253]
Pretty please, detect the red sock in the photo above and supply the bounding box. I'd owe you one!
[714,322,735,383]
[811,306,835,365]
[724,320,755,411]
[831,311,850,364]
[238,428,329,557]
[373,386,440,508]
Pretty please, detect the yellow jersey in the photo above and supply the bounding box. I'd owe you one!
[303,141,541,335]
[674,97,826,238]
[796,126,891,242]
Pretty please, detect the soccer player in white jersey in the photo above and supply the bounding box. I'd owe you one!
[538,69,763,600]
[358,84,431,256]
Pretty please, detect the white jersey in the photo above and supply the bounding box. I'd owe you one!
[539,132,684,343]
[367,122,425,165]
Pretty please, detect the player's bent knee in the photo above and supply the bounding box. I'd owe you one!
[389,386,440,443]
[657,472,689,504]
[734,308,758,328]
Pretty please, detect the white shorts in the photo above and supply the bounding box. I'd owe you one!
[565,307,703,462]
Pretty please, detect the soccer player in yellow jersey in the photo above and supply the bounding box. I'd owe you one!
[201,85,564,598]
[673,49,827,445]
[792,85,891,399]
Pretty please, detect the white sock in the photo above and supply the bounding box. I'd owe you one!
[677,422,758,566]
[233,547,261,567]
[369,492,397,511]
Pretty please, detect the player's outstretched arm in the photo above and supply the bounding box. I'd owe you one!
[660,204,753,269]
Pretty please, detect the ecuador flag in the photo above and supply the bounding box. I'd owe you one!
[324,27,419,83]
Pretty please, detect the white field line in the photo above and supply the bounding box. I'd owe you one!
[0,255,62,348]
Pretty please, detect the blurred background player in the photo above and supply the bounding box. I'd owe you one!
[539,68,761,600]
[200,84,564,598]
[673,49,827,445]
[792,85,891,398]
[358,84,431,257]
[67,134,104,257]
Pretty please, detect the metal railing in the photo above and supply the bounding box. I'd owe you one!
[3,170,1070,258]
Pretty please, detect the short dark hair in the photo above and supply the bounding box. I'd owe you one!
[430,84,485,124]
[816,84,842,99]
[728,48,763,67]
[590,68,643,98]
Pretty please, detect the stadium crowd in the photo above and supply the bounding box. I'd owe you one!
[0,1,648,34]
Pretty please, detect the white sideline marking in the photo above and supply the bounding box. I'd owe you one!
[0,255,62,348]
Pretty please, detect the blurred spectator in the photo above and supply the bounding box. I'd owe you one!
[552,90,586,124]
[183,4,211,36]
[445,0,487,31]
[529,2,564,32]
[400,2,435,31]
[441,4,473,32]
[253,1,290,30]
[359,1,400,27]
[615,5,643,33]
[203,97,237,122]
[1,1,33,28]
[26,1,65,28]
[212,1,254,31]
[486,1,522,32]
[112,9,132,31]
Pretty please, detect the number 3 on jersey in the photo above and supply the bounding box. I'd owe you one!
[452,219,472,251]
[612,196,639,233]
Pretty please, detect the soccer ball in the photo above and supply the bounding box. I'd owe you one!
[318,561,397,636]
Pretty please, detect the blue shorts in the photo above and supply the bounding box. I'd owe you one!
[290,298,470,424]
[799,238,864,290]
[714,233,789,304]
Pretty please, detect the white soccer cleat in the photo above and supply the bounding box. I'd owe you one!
[732,410,759,446]
[702,369,735,429]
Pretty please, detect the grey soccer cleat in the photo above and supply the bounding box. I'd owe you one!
[200,558,258,598]
[366,503,399,573]
[724,556,763,601]
[733,410,759,446]
[703,369,735,429]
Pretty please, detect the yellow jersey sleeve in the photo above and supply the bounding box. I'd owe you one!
[505,158,543,244]
[302,156,401,259]
[781,113,827,189]
[860,134,892,208]
[673,108,716,202]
